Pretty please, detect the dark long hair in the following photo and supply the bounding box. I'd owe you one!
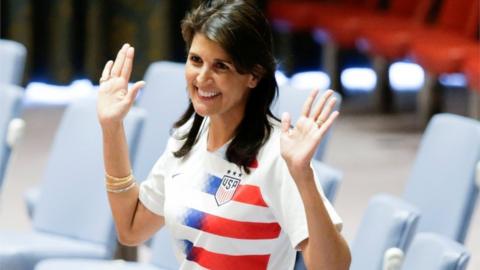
[173,0,278,174]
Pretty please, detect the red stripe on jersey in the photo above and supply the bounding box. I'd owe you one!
[201,212,281,239]
[232,184,268,207]
[189,245,270,270]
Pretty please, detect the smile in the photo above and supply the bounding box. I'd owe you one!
[197,87,221,99]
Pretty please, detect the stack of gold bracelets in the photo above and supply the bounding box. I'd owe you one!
[105,171,136,193]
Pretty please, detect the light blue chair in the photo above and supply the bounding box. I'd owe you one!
[24,61,189,217]
[0,84,23,190]
[295,194,420,270]
[401,233,470,270]
[349,194,420,270]
[312,159,342,202]
[275,84,342,161]
[403,113,480,243]
[0,96,146,270]
[35,227,178,270]
[30,61,191,270]
[133,61,188,181]
[0,39,27,85]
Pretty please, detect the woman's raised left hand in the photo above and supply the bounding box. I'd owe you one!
[280,89,339,176]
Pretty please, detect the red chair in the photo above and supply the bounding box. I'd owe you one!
[267,0,371,75]
[313,0,430,95]
[464,47,480,119]
[408,0,479,124]
[267,0,368,33]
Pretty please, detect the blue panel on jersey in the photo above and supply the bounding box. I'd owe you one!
[183,208,205,230]
[181,239,194,260]
[203,174,222,195]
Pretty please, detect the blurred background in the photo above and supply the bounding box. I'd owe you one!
[0,0,479,269]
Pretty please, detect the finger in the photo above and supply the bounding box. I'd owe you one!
[126,81,145,105]
[121,47,135,81]
[281,112,291,134]
[301,88,319,117]
[317,111,339,136]
[111,43,130,77]
[101,60,113,80]
[311,89,334,120]
[317,97,337,124]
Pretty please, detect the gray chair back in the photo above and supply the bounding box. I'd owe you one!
[32,96,145,257]
[403,113,480,242]
[401,233,470,270]
[134,61,188,181]
[276,85,342,160]
[350,194,420,270]
[0,84,23,189]
[0,39,27,85]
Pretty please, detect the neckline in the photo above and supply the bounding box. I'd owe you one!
[198,117,230,157]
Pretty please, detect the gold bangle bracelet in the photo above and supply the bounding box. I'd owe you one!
[106,180,134,190]
[105,175,134,186]
[105,171,133,182]
[106,181,136,193]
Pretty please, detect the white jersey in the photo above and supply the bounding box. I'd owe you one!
[139,118,342,270]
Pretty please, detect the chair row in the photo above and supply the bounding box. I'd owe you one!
[32,193,471,270]
[295,112,480,269]
[268,0,479,123]
[3,77,479,269]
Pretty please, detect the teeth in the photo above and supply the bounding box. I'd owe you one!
[198,89,220,98]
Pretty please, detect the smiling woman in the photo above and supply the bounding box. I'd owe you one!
[96,1,350,269]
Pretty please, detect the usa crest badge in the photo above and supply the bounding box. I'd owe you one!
[215,170,242,206]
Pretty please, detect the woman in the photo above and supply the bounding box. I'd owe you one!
[97,0,351,269]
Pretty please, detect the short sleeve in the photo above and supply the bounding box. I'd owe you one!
[139,153,169,216]
[262,157,343,250]
[139,120,192,216]
[138,136,180,216]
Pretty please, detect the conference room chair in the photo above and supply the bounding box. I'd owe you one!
[463,47,480,120]
[0,39,27,85]
[0,84,24,191]
[296,193,420,270]
[35,227,178,270]
[315,0,428,100]
[399,233,470,270]
[24,61,188,217]
[409,0,479,124]
[0,96,145,270]
[275,84,342,161]
[354,0,434,112]
[403,113,480,243]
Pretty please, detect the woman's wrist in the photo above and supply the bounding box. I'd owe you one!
[100,120,124,133]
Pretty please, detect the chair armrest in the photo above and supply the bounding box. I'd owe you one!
[7,118,26,148]
[383,247,404,270]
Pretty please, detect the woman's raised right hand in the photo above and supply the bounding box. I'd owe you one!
[97,43,145,128]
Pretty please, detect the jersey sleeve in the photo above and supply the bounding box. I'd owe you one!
[138,135,181,216]
[263,157,343,250]
[138,150,170,216]
[139,118,193,216]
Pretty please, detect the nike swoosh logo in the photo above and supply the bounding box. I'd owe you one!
[171,173,183,178]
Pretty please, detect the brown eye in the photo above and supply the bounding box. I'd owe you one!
[215,62,229,70]
[190,55,202,63]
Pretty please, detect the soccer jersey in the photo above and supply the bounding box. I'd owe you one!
[139,118,342,270]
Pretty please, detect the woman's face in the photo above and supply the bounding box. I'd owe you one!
[185,33,258,122]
